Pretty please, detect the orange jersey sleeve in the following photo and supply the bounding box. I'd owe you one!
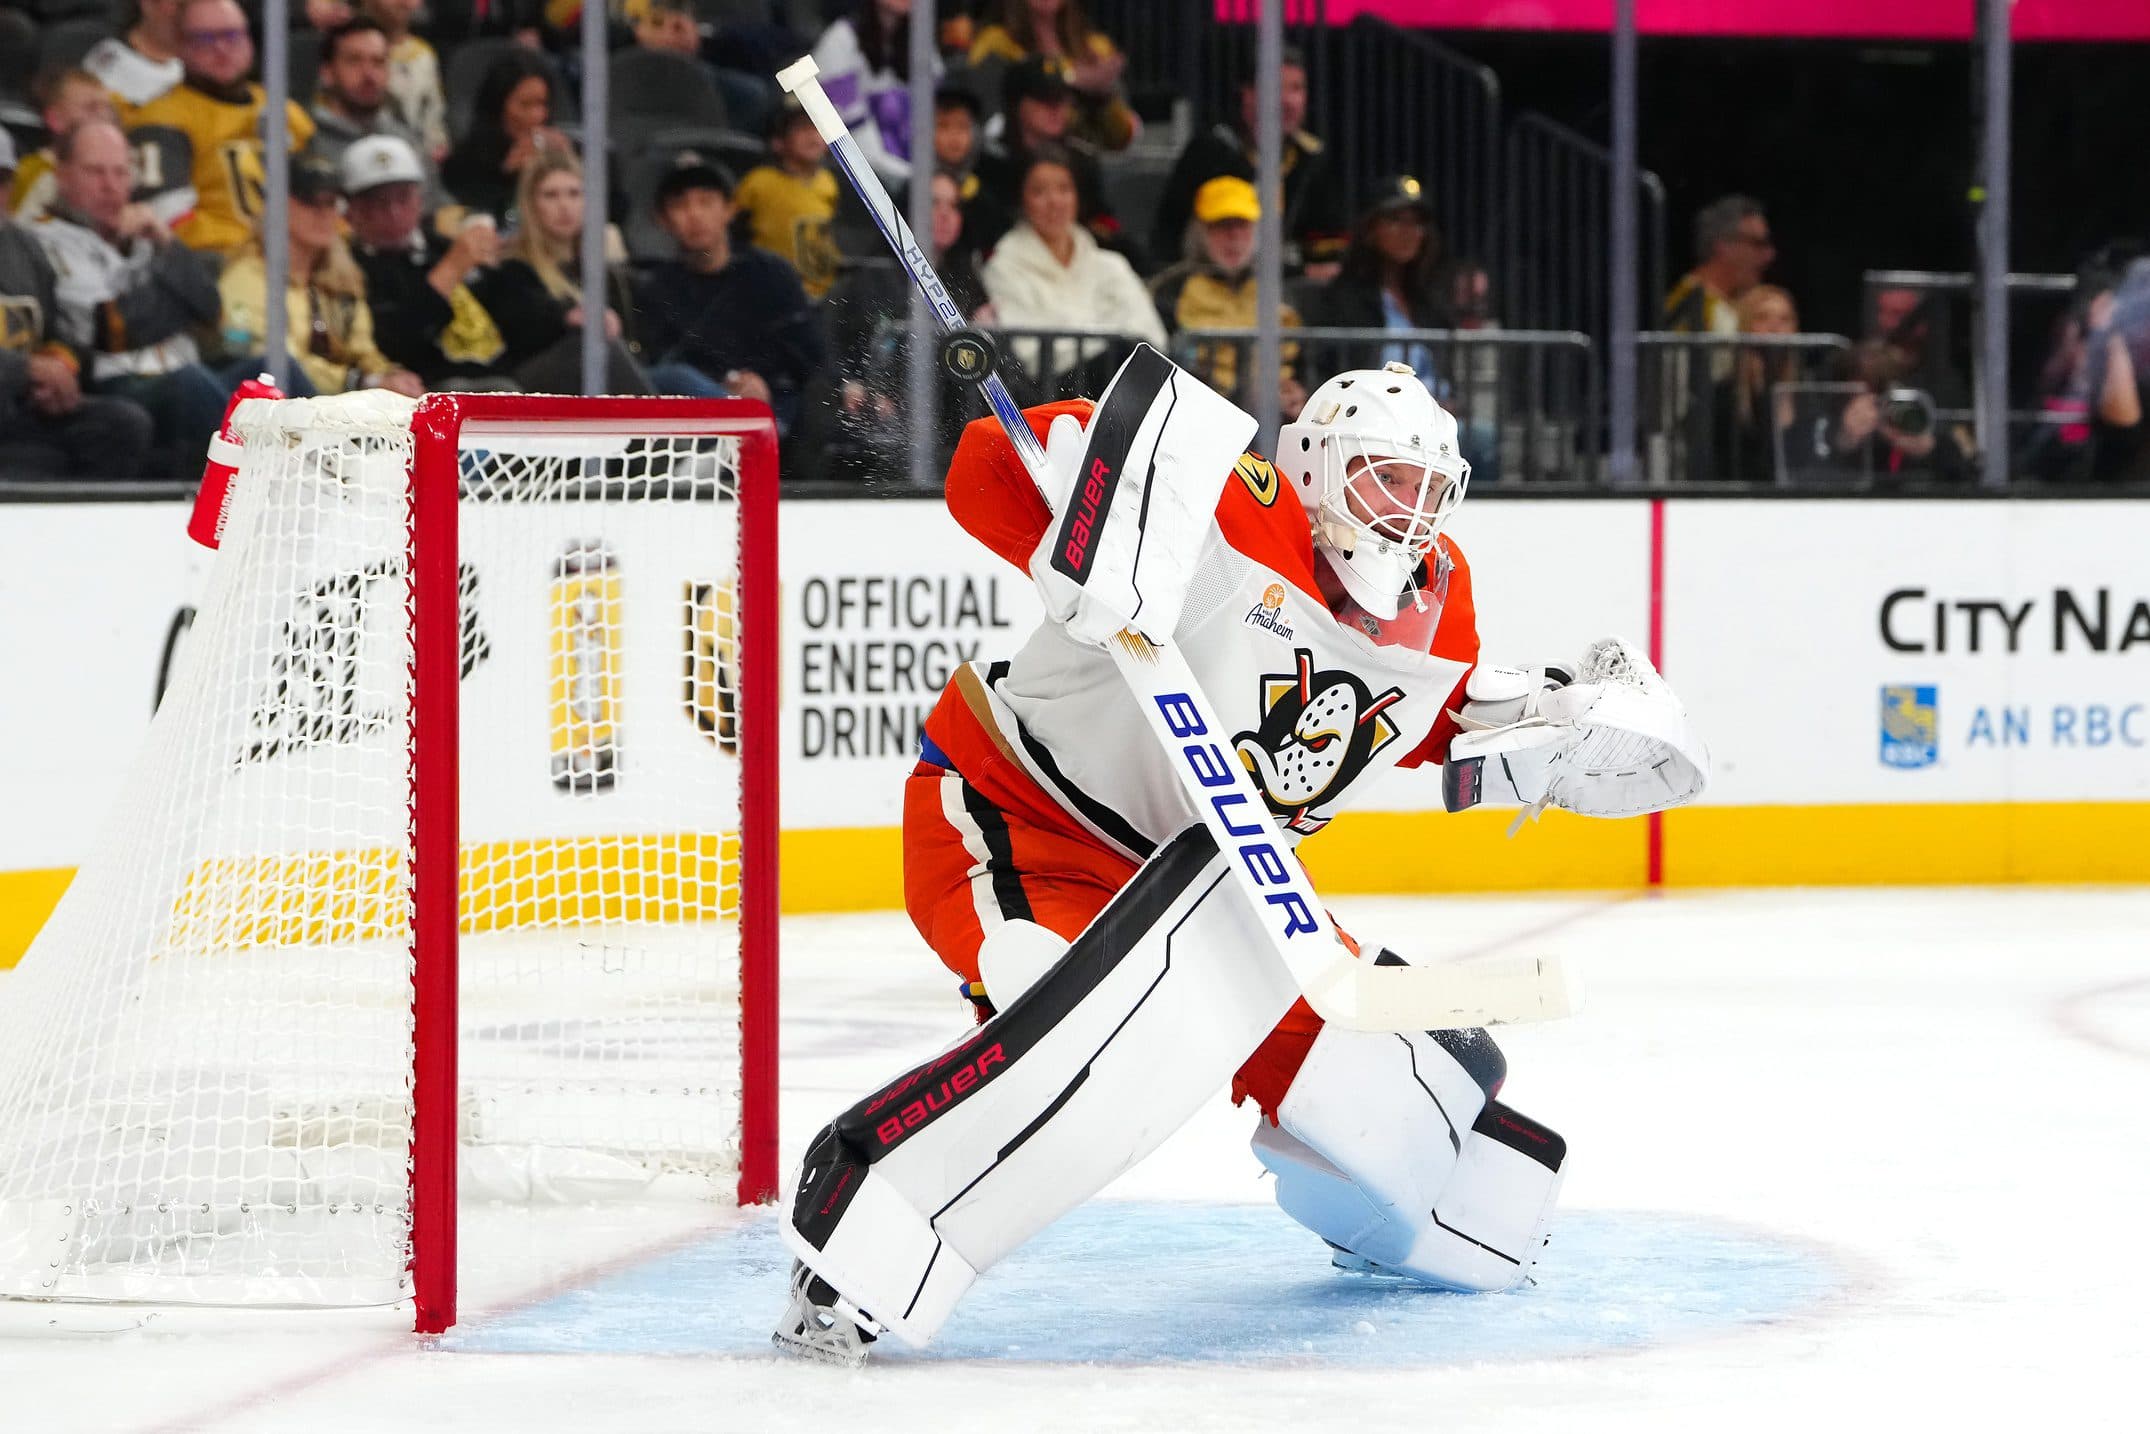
[1394,536,1481,770]
[943,399,1096,572]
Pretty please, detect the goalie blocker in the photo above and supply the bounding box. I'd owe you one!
[779,827,1568,1355]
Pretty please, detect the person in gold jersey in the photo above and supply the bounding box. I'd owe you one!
[123,0,315,254]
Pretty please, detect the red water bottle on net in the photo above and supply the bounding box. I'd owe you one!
[187,372,285,550]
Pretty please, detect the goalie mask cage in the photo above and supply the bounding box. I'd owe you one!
[0,392,778,1333]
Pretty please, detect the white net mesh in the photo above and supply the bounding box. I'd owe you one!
[0,393,759,1307]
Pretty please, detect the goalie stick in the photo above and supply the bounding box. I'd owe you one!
[775,57,1575,1031]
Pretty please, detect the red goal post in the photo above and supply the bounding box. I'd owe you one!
[408,395,781,1332]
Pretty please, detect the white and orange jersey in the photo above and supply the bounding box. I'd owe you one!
[921,399,1480,861]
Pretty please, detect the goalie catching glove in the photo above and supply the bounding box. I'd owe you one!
[1442,636,1709,829]
[1028,345,1258,648]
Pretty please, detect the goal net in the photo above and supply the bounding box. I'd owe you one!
[0,392,778,1330]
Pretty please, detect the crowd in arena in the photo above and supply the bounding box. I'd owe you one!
[1,0,2143,484]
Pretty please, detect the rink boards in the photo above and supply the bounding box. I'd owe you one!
[4,494,2150,961]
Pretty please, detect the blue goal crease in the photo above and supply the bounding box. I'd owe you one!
[443,1203,1844,1367]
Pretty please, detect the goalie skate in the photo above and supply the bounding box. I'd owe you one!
[771,1261,882,1368]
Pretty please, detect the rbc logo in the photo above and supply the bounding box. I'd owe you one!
[1880,685,1938,769]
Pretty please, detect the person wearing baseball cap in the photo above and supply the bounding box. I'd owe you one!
[343,133,512,390]
[639,150,825,431]
[966,3,1137,152]
[1148,175,1306,419]
[1303,174,1450,401]
[217,155,425,398]
[1150,45,1349,280]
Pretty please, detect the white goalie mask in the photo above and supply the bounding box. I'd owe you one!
[1277,362,1470,619]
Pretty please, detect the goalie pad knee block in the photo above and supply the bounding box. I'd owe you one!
[1256,1019,1566,1292]
[783,825,1303,1347]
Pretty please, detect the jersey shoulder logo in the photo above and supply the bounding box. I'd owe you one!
[1234,453,1280,506]
[1241,582,1296,641]
[1233,648,1404,835]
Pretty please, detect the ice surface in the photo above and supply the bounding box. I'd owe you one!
[3,886,2146,1433]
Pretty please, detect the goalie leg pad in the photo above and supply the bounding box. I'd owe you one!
[1256,1020,1566,1291]
[782,824,1302,1347]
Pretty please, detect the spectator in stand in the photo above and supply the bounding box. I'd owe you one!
[627,0,774,138]
[630,0,703,59]
[969,0,1136,153]
[810,0,937,190]
[442,48,567,227]
[982,148,1163,392]
[1152,47,1347,279]
[733,99,843,302]
[638,154,827,431]
[85,0,188,115]
[32,121,227,470]
[1867,284,1969,415]
[1304,175,1450,392]
[1,207,156,479]
[1706,283,1801,483]
[218,158,424,398]
[970,57,1116,260]
[475,149,655,395]
[1664,194,1773,337]
[0,132,15,218]
[2026,256,2142,482]
[309,19,438,202]
[934,84,1005,278]
[9,68,121,226]
[934,83,984,194]
[1148,176,1304,420]
[343,135,515,391]
[1825,339,1971,484]
[358,0,449,164]
[126,0,317,253]
[812,168,989,481]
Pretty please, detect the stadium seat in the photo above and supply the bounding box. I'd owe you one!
[35,16,117,73]
[608,48,729,134]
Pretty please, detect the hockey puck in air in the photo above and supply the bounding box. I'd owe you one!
[939,328,999,386]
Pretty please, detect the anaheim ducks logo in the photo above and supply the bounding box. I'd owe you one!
[1233,649,1404,834]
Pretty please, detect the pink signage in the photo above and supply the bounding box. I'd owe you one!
[1264,1,2150,41]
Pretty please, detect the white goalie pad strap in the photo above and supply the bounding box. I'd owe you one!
[1256,1095,1567,1292]
[782,826,1301,1347]
[1030,344,1258,647]
[1445,637,1709,820]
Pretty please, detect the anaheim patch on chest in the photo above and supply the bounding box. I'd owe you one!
[1232,649,1405,835]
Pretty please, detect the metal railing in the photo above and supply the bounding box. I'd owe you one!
[1176,326,1599,485]
[1324,18,1502,260]
[1635,332,1855,486]
[1502,112,1668,345]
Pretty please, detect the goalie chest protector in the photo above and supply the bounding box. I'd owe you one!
[938,428,1480,856]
